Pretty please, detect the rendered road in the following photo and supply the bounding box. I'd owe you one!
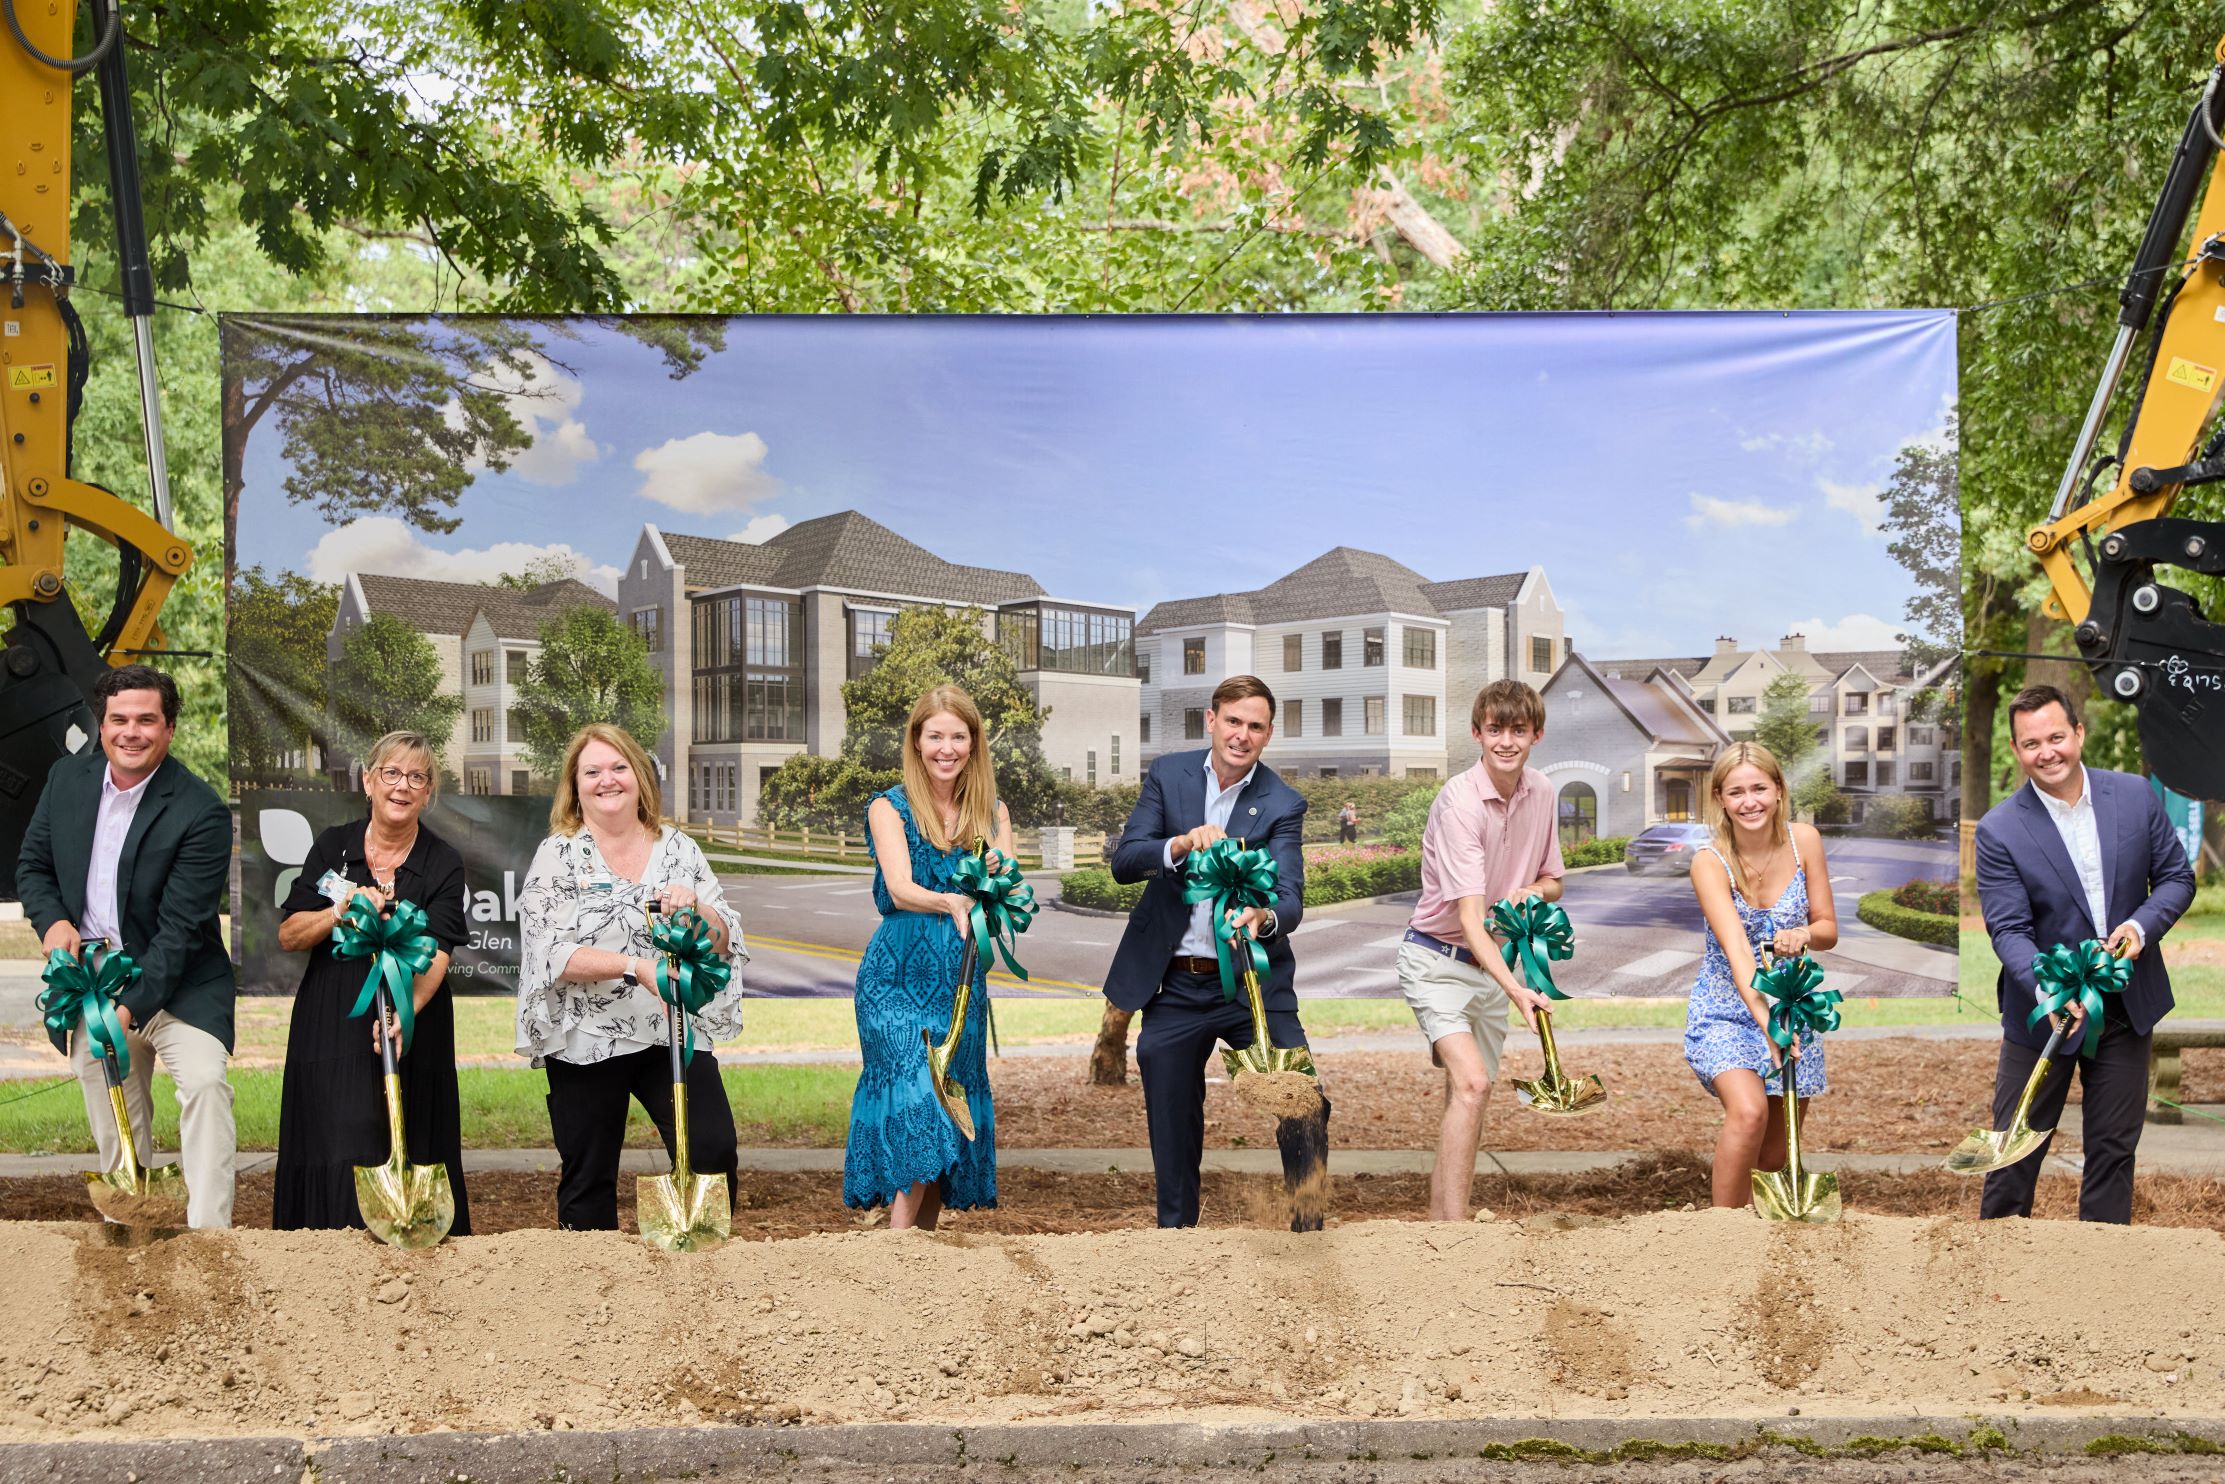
[722,837,1956,1002]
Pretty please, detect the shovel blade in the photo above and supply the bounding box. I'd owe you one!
[922,1027,978,1142]
[637,1171,731,1252]
[354,1158,456,1249]
[1223,1043,1324,1119]
[1751,1168,1842,1223]
[1512,1072,1609,1117]
[1943,1125,2052,1177]
[83,1164,189,1229]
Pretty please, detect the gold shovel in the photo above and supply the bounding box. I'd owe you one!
[74,941,188,1230]
[637,907,730,1252]
[1511,1007,1607,1116]
[1221,943,1324,1117]
[923,931,982,1141]
[1750,1051,1838,1223]
[352,973,454,1249]
[1944,1010,2078,1177]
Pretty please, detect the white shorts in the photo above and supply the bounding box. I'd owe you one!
[1396,940,1510,1078]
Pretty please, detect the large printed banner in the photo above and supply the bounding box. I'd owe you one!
[223,312,1961,999]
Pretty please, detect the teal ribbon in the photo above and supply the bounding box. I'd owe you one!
[2028,939,2132,1058]
[334,897,439,1055]
[1490,897,1575,1000]
[951,850,1036,981]
[1181,838,1278,1002]
[37,947,140,1076]
[650,908,732,1065]
[1754,952,1841,1051]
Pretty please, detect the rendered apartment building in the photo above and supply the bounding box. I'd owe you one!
[326,573,617,794]
[1135,548,1567,779]
[1539,633,1961,835]
[617,511,1139,825]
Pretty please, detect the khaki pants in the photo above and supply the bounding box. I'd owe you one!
[70,1011,235,1229]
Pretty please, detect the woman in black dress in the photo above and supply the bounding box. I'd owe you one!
[273,731,472,1233]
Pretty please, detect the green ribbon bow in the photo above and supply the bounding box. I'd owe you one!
[2028,939,2132,1058]
[1182,838,1279,1002]
[1754,952,1841,1052]
[335,897,439,1055]
[951,850,1036,982]
[37,947,140,1076]
[649,908,732,1065]
[1490,897,1575,1000]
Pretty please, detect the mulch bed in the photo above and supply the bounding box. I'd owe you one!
[7,1159,2222,1237]
[991,1039,2225,1155]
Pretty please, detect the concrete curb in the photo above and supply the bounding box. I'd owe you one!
[4,1414,2221,1483]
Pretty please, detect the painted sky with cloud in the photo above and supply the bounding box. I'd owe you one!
[233,312,1955,658]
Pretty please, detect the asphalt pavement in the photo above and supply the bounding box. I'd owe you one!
[719,836,1960,1002]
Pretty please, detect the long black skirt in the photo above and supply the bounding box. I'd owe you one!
[272,949,472,1235]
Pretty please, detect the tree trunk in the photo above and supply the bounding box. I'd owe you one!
[1963,663,1999,825]
[1088,1004,1135,1085]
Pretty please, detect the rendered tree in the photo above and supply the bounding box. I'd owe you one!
[329,614,465,765]
[513,607,667,781]
[228,567,338,778]
[1754,672,1830,820]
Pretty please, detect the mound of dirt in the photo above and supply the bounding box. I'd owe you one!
[1,1209,2217,1441]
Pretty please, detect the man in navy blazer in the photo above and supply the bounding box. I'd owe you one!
[1106,674,1329,1229]
[1973,684,2195,1223]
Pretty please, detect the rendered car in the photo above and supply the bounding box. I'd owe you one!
[1623,822,1714,875]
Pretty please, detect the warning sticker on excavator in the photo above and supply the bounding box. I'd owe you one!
[7,364,55,390]
[2166,356,2218,394]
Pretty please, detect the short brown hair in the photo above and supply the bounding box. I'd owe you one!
[1472,680,1546,733]
[1211,674,1277,720]
[549,722,663,836]
[2007,683,2081,734]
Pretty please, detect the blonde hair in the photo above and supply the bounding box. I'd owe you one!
[549,723,663,836]
[1705,740,1791,900]
[900,686,999,852]
[362,731,438,800]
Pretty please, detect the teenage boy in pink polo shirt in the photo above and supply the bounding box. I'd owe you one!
[1397,679,1565,1221]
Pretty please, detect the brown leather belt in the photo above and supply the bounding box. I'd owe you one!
[1168,955,1222,976]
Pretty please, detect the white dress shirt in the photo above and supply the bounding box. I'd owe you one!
[80,766,154,948]
[2034,766,2141,1003]
[1163,754,1260,957]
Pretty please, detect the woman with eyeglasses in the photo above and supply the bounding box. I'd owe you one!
[272,731,473,1233]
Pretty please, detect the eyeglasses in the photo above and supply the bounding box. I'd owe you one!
[375,766,432,791]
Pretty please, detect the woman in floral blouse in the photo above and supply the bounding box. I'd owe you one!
[516,723,747,1230]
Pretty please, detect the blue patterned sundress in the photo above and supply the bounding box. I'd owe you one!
[841,788,996,1210]
[1683,844,1827,1099]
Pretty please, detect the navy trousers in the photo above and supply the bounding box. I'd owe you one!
[1135,967,1331,1230]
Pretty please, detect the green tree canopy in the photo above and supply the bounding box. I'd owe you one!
[329,614,464,765]
[839,605,1062,823]
[227,566,337,777]
[513,607,666,781]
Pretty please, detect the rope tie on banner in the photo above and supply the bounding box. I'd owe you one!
[335,898,439,1055]
[36,948,140,1075]
[1182,838,1279,1002]
[649,908,731,1065]
[1490,897,1575,999]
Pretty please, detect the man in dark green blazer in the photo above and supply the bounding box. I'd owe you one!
[16,664,236,1227]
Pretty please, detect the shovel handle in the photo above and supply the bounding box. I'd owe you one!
[374,979,400,1079]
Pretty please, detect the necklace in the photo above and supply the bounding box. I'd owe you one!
[1732,835,1782,895]
[364,824,416,893]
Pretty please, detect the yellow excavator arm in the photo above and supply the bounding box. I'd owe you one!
[1,0,193,891]
[2025,37,2225,796]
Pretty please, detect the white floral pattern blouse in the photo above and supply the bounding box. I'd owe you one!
[515,826,747,1066]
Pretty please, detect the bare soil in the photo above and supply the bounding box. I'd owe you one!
[2,1203,2219,1442]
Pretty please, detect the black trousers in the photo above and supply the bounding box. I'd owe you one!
[544,1044,740,1231]
[1979,1015,2151,1225]
[1135,967,1331,1231]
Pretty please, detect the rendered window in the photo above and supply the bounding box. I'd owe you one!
[1531,636,1552,673]
[1364,696,1385,735]
[1363,627,1385,667]
[470,651,493,686]
[1284,634,1304,671]
[1322,632,1343,670]
[1403,626,1436,668]
[1184,708,1205,741]
[1727,696,1756,714]
[1322,698,1344,737]
[1286,700,1302,737]
[1403,694,1436,736]
[1844,762,1869,787]
[1183,637,1206,675]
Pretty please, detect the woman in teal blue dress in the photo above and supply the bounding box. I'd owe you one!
[843,684,1017,1229]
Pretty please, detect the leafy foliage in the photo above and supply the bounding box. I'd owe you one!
[513,607,666,781]
[227,566,337,776]
[1378,781,1444,849]
[329,614,464,765]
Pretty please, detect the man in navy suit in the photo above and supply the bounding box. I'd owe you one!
[1106,674,1329,1229]
[1973,684,2195,1223]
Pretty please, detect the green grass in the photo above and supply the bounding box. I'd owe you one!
[1958,919,2225,1019]
[0,1063,857,1155]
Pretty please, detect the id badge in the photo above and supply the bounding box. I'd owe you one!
[316,869,354,906]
